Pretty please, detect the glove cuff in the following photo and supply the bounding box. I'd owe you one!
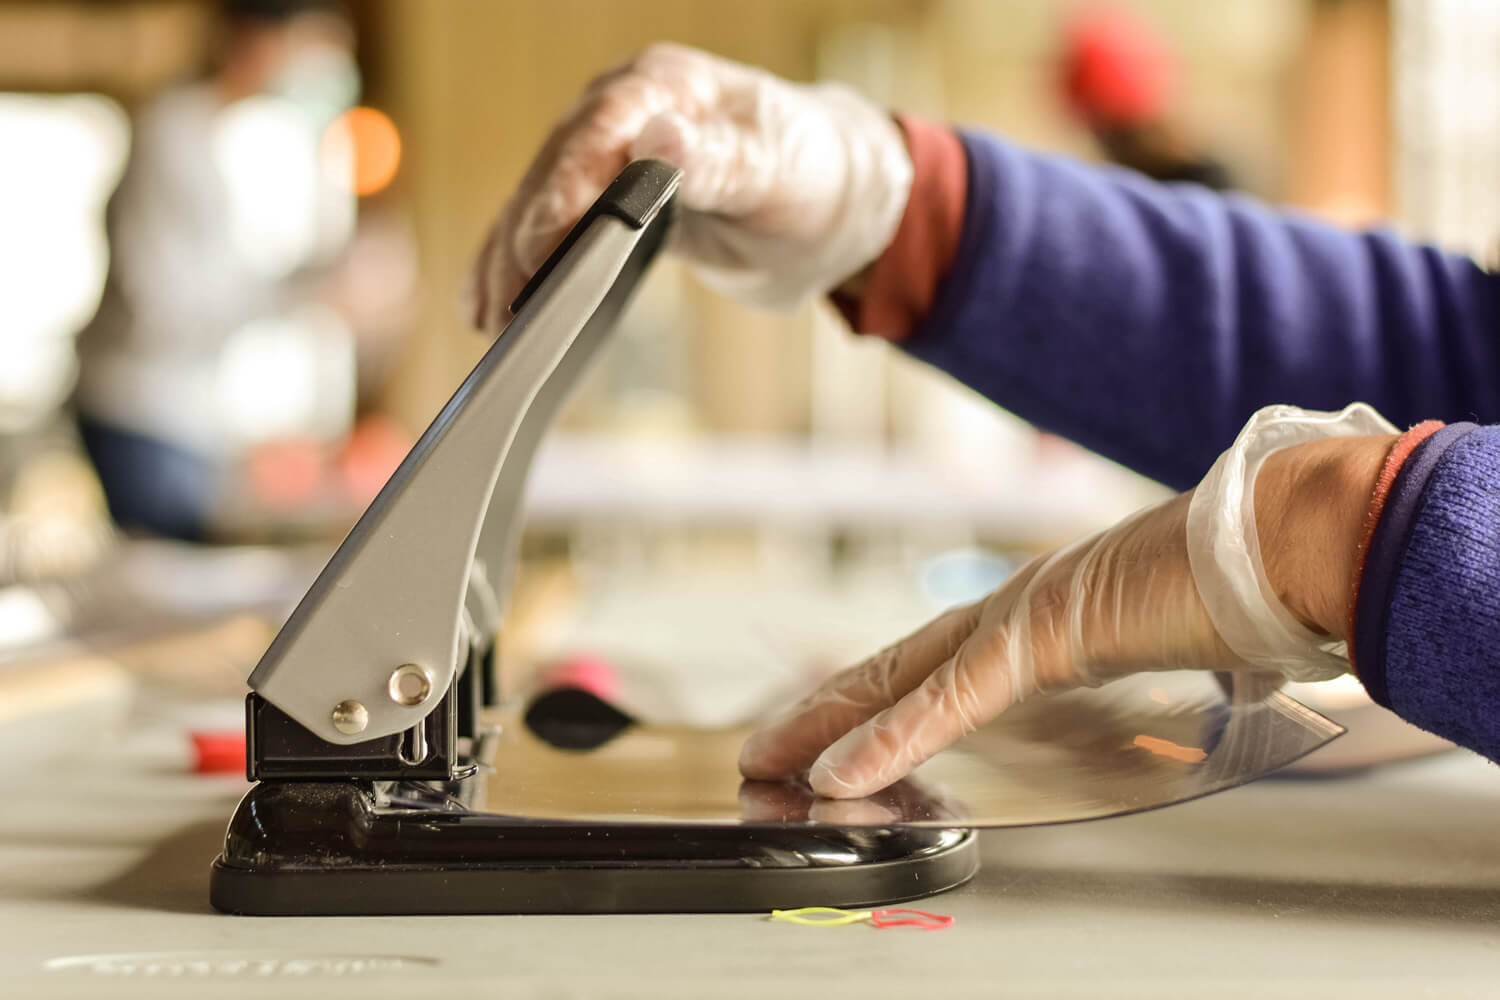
[1186,403,1397,682]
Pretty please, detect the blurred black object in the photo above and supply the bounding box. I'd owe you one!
[1096,122,1235,191]
[523,687,636,752]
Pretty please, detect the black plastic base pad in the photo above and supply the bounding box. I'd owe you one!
[210,781,979,916]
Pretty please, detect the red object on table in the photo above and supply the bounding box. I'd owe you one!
[191,730,247,775]
[869,908,956,930]
[538,653,622,703]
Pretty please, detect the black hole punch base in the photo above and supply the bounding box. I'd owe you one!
[210,780,979,916]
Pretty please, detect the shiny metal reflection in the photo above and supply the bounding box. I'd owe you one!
[477,671,1342,828]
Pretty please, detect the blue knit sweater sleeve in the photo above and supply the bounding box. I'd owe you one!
[1354,426,1500,761]
[901,133,1500,490]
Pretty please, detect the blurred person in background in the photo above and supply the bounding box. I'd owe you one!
[468,43,1500,800]
[75,0,394,541]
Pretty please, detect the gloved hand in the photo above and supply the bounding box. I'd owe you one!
[465,43,912,330]
[740,404,1397,799]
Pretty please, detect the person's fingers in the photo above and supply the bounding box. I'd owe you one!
[511,70,697,272]
[509,186,574,277]
[465,54,717,331]
[460,236,487,330]
[807,796,897,825]
[628,41,728,108]
[737,670,893,784]
[476,205,517,332]
[737,601,982,782]
[632,110,778,219]
[475,206,522,333]
[805,553,1092,799]
[458,275,481,332]
[465,185,525,333]
[807,643,1006,799]
[628,48,776,192]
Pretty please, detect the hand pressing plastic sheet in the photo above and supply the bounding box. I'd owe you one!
[477,405,1384,827]
[740,404,1390,800]
[481,668,1339,827]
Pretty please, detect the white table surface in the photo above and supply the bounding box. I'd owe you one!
[3,712,1499,1000]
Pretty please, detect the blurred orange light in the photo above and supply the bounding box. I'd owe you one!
[333,106,401,197]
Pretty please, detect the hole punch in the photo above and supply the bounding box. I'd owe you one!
[208,160,1339,918]
[209,161,982,916]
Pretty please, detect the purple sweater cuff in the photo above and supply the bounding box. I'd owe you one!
[1353,423,1477,707]
[1351,423,1500,767]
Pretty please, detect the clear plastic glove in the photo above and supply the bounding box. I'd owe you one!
[740,404,1395,799]
[465,43,912,330]
[738,494,1236,799]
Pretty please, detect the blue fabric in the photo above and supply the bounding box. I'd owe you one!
[1353,424,1478,707]
[903,133,1500,491]
[77,416,219,540]
[1380,428,1500,761]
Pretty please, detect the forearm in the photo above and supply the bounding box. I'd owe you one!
[848,128,1500,490]
[1241,422,1500,764]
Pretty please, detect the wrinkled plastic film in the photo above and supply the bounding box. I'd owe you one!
[461,670,1340,828]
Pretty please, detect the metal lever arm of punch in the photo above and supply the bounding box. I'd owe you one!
[211,161,980,915]
[242,161,682,780]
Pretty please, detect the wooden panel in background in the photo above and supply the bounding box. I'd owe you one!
[0,1,209,100]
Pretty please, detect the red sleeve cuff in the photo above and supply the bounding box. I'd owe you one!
[830,115,968,340]
[1346,420,1444,672]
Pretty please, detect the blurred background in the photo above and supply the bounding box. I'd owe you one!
[2,0,1497,768]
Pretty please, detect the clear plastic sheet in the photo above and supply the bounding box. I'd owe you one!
[473,671,1343,828]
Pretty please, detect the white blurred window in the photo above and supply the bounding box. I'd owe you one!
[0,94,128,432]
[217,307,355,448]
[212,94,354,279]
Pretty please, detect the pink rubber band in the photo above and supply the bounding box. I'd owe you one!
[868,908,955,930]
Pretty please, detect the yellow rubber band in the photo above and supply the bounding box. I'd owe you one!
[768,906,874,927]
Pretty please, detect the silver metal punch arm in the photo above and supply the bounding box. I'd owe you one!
[245,162,680,764]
